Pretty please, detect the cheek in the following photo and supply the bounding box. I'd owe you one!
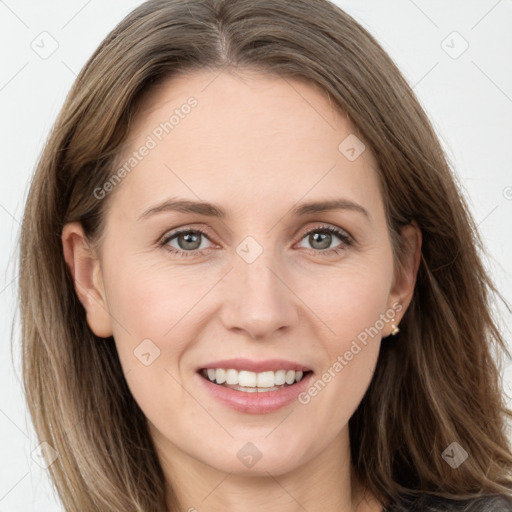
[104,253,208,338]
[297,270,390,443]
[103,263,208,426]
[304,257,394,345]
[300,341,380,452]
[103,258,231,421]
[314,274,388,393]
[298,252,393,405]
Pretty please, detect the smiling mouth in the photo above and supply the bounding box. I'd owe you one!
[198,368,314,393]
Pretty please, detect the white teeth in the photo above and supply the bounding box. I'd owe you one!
[202,368,309,388]
[256,371,274,387]
[274,369,286,385]
[285,370,295,385]
[239,370,257,387]
[215,368,226,384]
[226,369,238,385]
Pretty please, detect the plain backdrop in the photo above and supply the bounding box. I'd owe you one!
[1,1,511,510]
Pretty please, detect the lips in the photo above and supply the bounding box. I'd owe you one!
[196,368,315,414]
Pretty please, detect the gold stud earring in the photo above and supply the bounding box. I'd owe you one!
[390,322,400,336]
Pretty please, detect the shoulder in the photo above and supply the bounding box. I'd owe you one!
[384,493,512,512]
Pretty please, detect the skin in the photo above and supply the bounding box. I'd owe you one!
[62,69,422,512]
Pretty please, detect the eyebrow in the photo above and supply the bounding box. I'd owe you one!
[138,197,370,221]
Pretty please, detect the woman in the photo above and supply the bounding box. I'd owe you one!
[18,0,512,510]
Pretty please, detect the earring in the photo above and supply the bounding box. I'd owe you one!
[390,321,400,336]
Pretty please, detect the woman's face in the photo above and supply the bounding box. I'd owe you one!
[63,69,420,478]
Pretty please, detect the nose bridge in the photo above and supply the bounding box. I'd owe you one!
[219,233,299,338]
[236,233,286,307]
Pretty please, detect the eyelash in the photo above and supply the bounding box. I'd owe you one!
[157,224,353,259]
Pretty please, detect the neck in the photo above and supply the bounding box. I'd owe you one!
[151,424,382,512]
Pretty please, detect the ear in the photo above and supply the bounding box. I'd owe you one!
[385,220,422,335]
[61,221,113,338]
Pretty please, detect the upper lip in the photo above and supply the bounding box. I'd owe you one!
[197,358,312,373]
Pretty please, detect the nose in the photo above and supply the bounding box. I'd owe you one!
[218,247,299,340]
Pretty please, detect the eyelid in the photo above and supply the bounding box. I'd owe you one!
[297,223,353,243]
[157,224,218,246]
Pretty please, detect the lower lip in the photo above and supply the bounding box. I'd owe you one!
[197,371,314,414]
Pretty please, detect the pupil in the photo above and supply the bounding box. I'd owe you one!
[311,232,331,250]
[179,232,200,250]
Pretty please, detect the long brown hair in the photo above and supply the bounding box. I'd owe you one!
[17,0,512,510]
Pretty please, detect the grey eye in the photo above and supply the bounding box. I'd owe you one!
[165,230,212,252]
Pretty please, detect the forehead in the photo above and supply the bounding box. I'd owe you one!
[108,69,382,220]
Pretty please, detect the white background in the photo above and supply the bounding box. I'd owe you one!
[1,1,511,509]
